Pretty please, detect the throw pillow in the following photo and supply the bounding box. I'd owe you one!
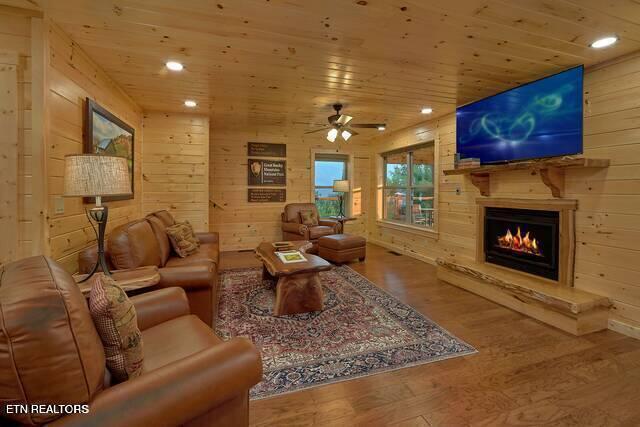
[89,275,144,383]
[299,210,319,226]
[166,221,200,257]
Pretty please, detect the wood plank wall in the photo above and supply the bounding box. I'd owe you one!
[142,112,209,230]
[0,9,34,261]
[0,51,19,265]
[46,23,143,273]
[368,53,640,339]
[210,127,370,250]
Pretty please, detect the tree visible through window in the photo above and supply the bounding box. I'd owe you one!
[314,154,348,218]
[382,144,435,228]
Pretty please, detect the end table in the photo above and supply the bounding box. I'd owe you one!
[74,266,161,296]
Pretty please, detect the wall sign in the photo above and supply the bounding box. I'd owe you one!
[248,188,286,203]
[248,159,286,186]
[248,142,286,157]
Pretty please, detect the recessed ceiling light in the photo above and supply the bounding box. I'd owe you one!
[421,107,433,114]
[377,125,386,131]
[590,36,618,49]
[184,100,197,107]
[166,61,184,71]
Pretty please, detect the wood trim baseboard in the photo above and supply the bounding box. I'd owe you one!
[367,238,437,265]
[608,317,640,340]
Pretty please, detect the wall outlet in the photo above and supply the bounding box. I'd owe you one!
[54,196,65,214]
[455,186,461,195]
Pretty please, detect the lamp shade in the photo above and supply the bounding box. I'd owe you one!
[333,179,350,193]
[64,154,131,197]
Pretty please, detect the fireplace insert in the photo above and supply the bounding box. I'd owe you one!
[484,207,559,280]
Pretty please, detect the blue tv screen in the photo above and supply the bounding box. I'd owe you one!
[456,66,583,164]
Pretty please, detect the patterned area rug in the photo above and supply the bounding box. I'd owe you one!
[217,265,476,400]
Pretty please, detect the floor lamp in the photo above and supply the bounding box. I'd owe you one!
[64,154,132,282]
[333,179,350,218]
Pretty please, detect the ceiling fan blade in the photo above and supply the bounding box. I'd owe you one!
[304,128,329,134]
[350,123,386,128]
[336,114,353,125]
[347,129,359,136]
[293,121,327,126]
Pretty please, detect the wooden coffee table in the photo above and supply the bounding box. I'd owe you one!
[255,241,332,316]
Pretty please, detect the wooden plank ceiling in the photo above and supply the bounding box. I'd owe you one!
[42,0,640,132]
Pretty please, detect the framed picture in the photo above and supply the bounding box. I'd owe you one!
[83,98,135,202]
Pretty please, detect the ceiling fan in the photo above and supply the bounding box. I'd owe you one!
[304,104,386,142]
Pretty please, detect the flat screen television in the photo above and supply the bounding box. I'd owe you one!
[456,65,583,164]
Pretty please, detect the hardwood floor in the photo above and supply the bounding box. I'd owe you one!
[220,244,640,427]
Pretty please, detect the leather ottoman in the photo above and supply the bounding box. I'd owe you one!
[318,234,366,264]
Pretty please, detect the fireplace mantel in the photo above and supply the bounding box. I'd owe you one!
[443,156,609,198]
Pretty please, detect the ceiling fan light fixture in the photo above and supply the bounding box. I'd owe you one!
[327,128,338,142]
[421,107,433,115]
[341,130,352,141]
[166,61,184,71]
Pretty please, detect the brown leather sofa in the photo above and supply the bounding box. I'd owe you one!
[281,203,341,249]
[79,210,219,327]
[0,256,262,427]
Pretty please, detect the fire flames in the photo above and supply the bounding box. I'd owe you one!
[496,226,542,256]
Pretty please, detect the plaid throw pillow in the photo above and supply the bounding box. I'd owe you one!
[89,275,144,383]
[166,220,200,257]
[299,210,319,226]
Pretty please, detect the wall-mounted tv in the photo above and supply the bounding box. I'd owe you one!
[456,66,583,164]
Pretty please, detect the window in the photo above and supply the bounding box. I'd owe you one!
[314,153,348,218]
[382,144,435,228]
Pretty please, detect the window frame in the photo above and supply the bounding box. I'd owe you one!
[381,143,436,230]
[311,151,351,218]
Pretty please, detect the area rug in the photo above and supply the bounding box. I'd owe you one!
[217,265,476,399]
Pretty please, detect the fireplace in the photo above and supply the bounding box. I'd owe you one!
[484,207,560,280]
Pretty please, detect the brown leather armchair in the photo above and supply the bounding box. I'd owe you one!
[0,256,262,427]
[281,203,341,247]
[78,210,219,327]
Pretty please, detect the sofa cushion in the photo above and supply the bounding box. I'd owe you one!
[308,225,335,240]
[146,216,171,266]
[109,219,162,269]
[0,256,105,425]
[89,275,144,383]
[166,221,200,258]
[300,210,319,226]
[142,315,220,372]
[283,203,319,223]
[164,242,219,268]
[319,233,366,250]
[153,210,176,227]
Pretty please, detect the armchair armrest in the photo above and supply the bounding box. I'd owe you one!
[318,219,341,233]
[50,338,262,427]
[318,219,338,227]
[130,287,190,331]
[158,264,215,291]
[195,231,218,244]
[282,222,308,235]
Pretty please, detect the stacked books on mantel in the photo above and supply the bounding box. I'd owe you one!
[455,155,481,169]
